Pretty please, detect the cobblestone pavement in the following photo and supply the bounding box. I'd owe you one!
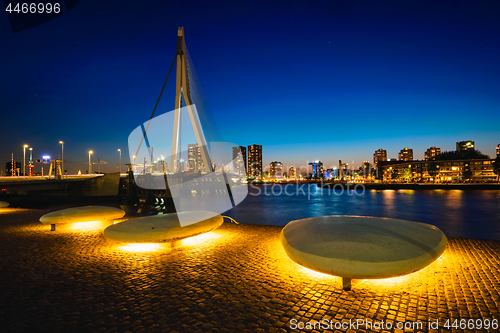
[1,208,500,332]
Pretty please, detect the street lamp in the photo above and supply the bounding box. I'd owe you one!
[59,141,64,177]
[118,149,122,174]
[89,151,93,174]
[23,144,28,176]
[29,148,33,176]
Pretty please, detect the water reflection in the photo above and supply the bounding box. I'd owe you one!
[226,184,500,241]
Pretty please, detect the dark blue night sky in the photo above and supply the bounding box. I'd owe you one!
[1,0,500,173]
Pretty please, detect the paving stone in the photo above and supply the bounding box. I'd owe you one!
[1,209,500,332]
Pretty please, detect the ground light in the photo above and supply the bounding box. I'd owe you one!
[0,207,22,214]
[114,231,223,253]
[296,251,447,291]
[67,220,111,230]
[118,243,165,252]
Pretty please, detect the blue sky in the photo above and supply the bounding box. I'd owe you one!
[1,0,499,173]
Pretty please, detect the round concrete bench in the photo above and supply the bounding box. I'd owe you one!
[280,215,447,290]
[103,211,223,243]
[40,206,126,231]
[0,201,10,208]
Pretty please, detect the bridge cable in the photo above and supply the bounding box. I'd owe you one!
[134,54,178,160]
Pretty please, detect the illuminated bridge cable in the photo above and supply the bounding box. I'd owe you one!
[185,47,222,144]
[134,54,178,160]
[222,216,239,224]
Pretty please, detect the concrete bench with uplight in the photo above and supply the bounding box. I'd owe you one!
[280,215,447,290]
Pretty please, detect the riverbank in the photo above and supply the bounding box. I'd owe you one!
[322,182,500,190]
[1,208,500,332]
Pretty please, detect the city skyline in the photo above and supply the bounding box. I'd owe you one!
[3,137,499,176]
[1,1,500,173]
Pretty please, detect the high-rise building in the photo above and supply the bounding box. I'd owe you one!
[232,146,247,176]
[248,144,262,178]
[270,161,283,178]
[456,141,474,153]
[340,163,349,180]
[309,160,324,179]
[289,167,296,180]
[187,144,197,171]
[425,147,441,161]
[187,144,204,172]
[398,147,413,161]
[496,144,500,157]
[373,149,387,166]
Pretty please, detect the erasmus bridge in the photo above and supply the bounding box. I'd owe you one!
[126,27,247,216]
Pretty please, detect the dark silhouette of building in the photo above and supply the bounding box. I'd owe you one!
[5,161,21,176]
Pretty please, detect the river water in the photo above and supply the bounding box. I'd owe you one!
[225,184,500,241]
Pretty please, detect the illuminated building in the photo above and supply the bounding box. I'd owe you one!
[270,161,283,178]
[497,144,500,157]
[289,167,296,180]
[373,149,387,166]
[248,144,262,178]
[187,144,197,171]
[360,161,371,179]
[340,163,349,180]
[456,141,474,153]
[187,144,204,172]
[424,147,441,161]
[232,146,247,176]
[309,161,324,179]
[380,158,497,183]
[398,148,413,161]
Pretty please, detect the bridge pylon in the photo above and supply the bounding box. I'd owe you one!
[171,27,213,174]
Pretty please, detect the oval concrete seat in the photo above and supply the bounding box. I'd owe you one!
[40,206,125,224]
[0,201,10,208]
[103,211,223,243]
[281,215,447,282]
